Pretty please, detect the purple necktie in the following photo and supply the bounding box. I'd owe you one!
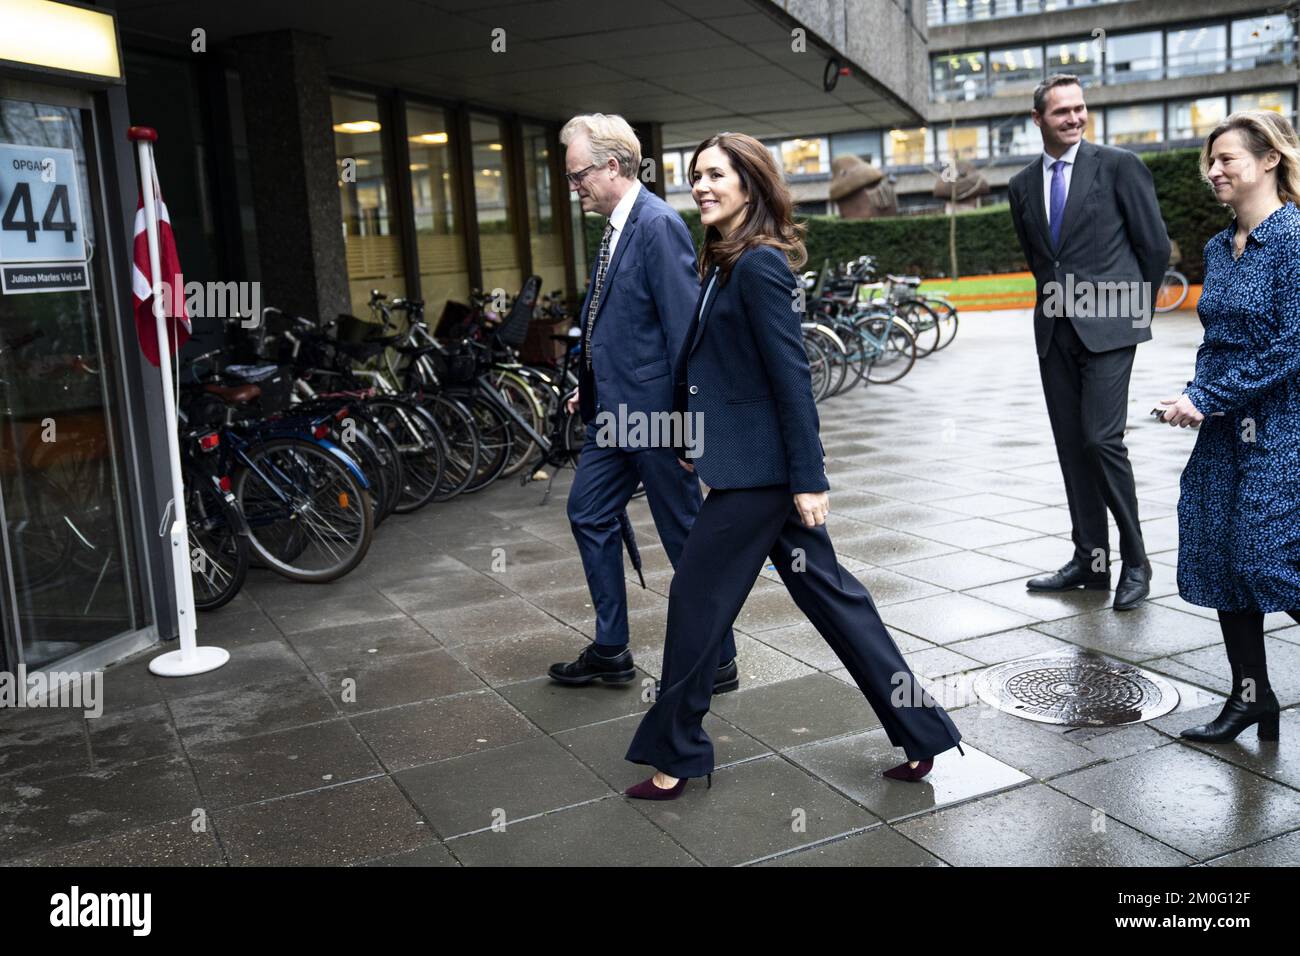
[1049,159,1067,248]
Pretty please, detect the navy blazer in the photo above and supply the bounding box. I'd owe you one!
[578,186,700,426]
[674,244,829,493]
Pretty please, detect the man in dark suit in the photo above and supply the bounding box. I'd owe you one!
[548,113,738,689]
[1007,74,1170,611]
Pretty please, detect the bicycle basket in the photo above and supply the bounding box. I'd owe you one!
[431,347,478,385]
[335,312,385,345]
[227,363,294,415]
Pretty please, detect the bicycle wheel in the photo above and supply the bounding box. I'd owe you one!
[460,394,512,493]
[1155,270,1189,312]
[858,313,917,384]
[805,325,849,397]
[897,299,942,357]
[185,465,248,611]
[234,437,373,582]
[493,371,547,479]
[333,426,390,526]
[835,321,873,393]
[928,298,959,350]
[367,397,445,513]
[803,336,832,401]
[420,394,479,501]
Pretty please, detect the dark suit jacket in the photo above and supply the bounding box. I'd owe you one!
[577,185,699,426]
[674,244,828,493]
[1008,140,1171,357]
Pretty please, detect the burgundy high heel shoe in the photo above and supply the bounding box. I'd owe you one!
[624,772,712,800]
[882,743,964,782]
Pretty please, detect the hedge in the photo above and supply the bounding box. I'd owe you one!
[585,148,1231,283]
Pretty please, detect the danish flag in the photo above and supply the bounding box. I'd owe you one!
[131,164,190,366]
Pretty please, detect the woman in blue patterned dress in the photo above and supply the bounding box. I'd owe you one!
[1157,110,1300,743]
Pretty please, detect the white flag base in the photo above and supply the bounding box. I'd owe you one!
[149,645,230,677]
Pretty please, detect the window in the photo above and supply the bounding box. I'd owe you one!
[1046,37,1102,87]
[1106,103,1162,146]
[406,103,467,308]
[885,127,929,166]
[780,137,828,176]
[333,91,404,315]
[1168,96,1227,141]
[936,122,989,162]
[662,150,684,188]
[830,130,883,166]
[991,115,1040,157]
[1231,15,1295,70]
[989,46,1043,98]
[1106,32,1162,84]
[1085,109,1105,145]
[1231,90,1295,120]
[932,51,986,102]
[523,123,565,294]
[1166,25,1226,79]
[470,112,519,297]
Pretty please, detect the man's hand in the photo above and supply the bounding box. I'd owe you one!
[794,491,829,527]
[678,458,695,473]
[1157,394,1204,427]
[565,388,580,415]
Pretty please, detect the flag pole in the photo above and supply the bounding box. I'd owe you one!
[129,126,228,677]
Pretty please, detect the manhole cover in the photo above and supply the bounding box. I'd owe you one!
[973,648,1179,726]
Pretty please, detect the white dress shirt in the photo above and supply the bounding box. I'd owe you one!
[606,179,641,259]
[1041,140,1082,226]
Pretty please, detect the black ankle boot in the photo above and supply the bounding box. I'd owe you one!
[1180,689,1280,743]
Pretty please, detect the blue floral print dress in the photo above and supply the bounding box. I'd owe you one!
[1178,200,1300,612]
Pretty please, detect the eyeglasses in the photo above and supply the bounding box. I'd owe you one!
[564,163,599,187]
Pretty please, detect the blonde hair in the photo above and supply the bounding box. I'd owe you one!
[559,113,641,179]
[1201,110,1300,205]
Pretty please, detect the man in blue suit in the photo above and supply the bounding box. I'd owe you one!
[548,113,739,691]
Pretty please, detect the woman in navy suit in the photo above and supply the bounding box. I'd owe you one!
[1157,110,1300,743]
[623,132,964,799]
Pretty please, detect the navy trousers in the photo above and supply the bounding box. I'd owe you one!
[567,423,737,660]
[625,484,963,778]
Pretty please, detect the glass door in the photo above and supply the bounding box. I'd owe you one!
[0,91,144,669]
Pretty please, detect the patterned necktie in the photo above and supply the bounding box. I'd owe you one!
[1049,159,1067,248]
[584,222,614,370]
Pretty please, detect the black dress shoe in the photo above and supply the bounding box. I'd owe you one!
[1180,689,1281,742]
[655,658,740,697]
[1112,561,1151,611]
[1026,560,1110,592]
[548,644,636,685]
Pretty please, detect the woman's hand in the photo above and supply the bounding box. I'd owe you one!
[794,491,829,527]
[1157,394,1204,427]
[678,458,695,473]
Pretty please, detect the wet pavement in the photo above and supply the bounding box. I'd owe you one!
[3,309,1299,867]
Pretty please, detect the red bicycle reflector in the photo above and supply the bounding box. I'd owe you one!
[199,432,220,451]
[218,476,232,493]
[313,423,330,439]
[334,406,350,420]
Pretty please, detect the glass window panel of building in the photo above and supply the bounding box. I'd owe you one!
[1046,37,1102,87]
[830,130,883,165]
[885,126,930,166]
[932,50,986,101]
[1231,89,1295,120]
[781,137,829,175]
[1166,25,1226,79]
[1232,15,1296,70]
[471,112,520,297]
[1106,32,1163,84]
[1168,96,1227,142]
[406,103,467,310]
[1106,103,1163,146]
[989,45,1043,98]
[936,122,989,162]
[333,91,405,315]
[523,123,566,295]
[662,150,684,188]
[991,115,1039,157]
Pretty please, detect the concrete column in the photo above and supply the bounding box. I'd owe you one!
[233,30,349,321]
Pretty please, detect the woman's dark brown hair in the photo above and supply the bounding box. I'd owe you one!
[687,132,807,283]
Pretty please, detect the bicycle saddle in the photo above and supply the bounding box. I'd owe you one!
[204,382,261,403]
